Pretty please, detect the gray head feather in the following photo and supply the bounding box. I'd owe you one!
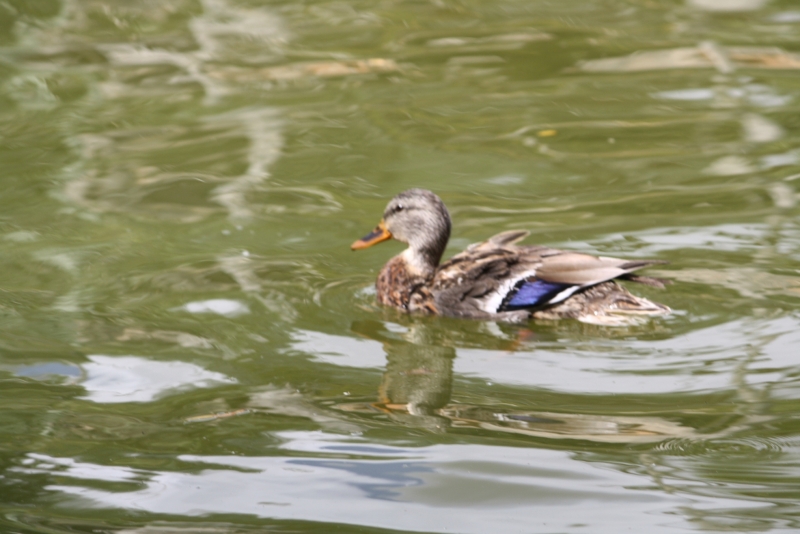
[383,189,452,267]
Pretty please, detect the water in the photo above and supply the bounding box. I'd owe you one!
[2,0,800,532]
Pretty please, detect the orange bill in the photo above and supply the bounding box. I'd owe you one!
[351,220,392,250]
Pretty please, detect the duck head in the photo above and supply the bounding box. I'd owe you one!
[351,188,452,269]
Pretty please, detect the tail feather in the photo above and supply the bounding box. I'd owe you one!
[619,273,672,289]
[618,259,669,271]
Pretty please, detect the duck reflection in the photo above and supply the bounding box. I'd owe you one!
[342,318,694,443]
[348,319,455,431]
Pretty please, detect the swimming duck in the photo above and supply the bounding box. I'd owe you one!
[352,189,670,325]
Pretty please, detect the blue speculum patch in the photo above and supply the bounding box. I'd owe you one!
[502,279,573,310]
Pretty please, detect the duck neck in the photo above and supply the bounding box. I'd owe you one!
[401,246,441,279]
[402,217,450,277]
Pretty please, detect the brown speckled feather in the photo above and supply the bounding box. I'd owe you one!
[377,256,439,314]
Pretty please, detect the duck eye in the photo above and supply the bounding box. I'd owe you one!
[395,204,404,213]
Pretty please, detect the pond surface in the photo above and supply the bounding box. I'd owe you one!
[2,0,800,532]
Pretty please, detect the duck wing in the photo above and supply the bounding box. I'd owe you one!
[535,252,666,286]
[504,252,667,310]
[430,231,666,318]
[430,232,550,318]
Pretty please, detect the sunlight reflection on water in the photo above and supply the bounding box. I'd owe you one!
[79,355,235,403]
[14,434,695,533]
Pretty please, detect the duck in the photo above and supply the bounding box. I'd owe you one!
[351,189,671,325]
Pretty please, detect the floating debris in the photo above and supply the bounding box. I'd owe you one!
[208,58,400,82]
[185,408,251,424]
[578,45,800,73]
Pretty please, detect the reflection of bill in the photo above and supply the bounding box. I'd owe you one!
[340,319,695,443]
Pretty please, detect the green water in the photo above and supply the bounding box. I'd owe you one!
[2,0,800,532]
